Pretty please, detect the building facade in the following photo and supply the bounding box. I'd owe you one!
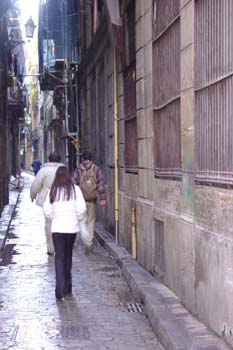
[0,1,26,212]
[78,0,233,347]
[38,0,81,169]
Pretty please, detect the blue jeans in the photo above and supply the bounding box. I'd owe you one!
[52,232,76,299]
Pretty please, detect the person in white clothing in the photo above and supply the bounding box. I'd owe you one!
[30,152,63,255]
[43,166,86,301]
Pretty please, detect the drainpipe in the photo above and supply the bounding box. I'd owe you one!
[75,64,80,165]
[131,207,136,259]
[93,0,97,33]
[113,48,119,244]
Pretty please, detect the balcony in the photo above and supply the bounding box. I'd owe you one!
[40,59,66,91]
[7,81,21,106]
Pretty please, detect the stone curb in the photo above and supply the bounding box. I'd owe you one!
[0,188,21,254]
[95,223,231,350]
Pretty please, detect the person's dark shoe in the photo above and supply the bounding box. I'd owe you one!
[64,292,73,298]
[55,288,64,300]
[47,251,54,256]
[55,292,64,301]
[64,285,72,296]
[84,245,91,255]
[56,297,65,302]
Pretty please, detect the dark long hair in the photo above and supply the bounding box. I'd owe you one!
[50,166,76,203]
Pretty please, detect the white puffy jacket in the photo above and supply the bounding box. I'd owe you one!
[43,185,86,234]
[30,162,63,207]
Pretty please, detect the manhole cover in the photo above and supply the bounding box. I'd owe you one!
[126,303,144,313]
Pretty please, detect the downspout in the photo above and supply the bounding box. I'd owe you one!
[93,0,98,33]
[131,207,136,259]
[113,48,119,244]
[75,64,80,165]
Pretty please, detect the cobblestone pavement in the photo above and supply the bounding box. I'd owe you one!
[0,174,164,350]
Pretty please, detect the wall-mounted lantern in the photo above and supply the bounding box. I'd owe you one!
[25,16,36,39]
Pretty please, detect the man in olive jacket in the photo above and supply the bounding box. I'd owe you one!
[30,152,63,255]
[73,150,106,254]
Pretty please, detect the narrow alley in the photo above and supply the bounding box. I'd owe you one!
[0,174,164,350]
[1,0,233,349]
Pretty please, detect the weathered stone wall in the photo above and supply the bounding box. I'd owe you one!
[79,31,116,233]
[0,31,9,212]
[118,0,233,346]
[79,1,233,345]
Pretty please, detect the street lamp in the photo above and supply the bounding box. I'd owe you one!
[25,17,36,39]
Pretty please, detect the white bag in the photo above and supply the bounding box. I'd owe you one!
[79,220,89,246]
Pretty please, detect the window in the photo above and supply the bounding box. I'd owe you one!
[153,0,181,179]
[123,1,137,171]
[195,0,233,186]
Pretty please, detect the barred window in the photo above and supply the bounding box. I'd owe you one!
[195,0,233,186]
[123,1,137,171]
[153,0,181,179]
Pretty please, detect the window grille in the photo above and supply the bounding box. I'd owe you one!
[153,0,181,179]
[123,1,137,171]
[195,0,233,186]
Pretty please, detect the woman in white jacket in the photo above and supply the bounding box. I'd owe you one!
[43,166,86,301]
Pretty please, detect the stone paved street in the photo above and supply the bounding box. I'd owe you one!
[0,174,164,350]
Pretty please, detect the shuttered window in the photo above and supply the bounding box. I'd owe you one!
[195,0,233,186]
[123,1,137,171]
[153,0,181,179]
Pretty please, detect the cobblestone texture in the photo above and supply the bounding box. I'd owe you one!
[0,174,164,350]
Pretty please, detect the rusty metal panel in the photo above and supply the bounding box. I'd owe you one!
[195,0,233,185]
[153,2,181,179]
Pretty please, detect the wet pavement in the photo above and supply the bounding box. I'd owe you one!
[0,173,164,350]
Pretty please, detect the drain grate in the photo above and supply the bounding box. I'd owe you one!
[46,325,89,340]
[94,266,118,272]
[60,325,89,339]
[126,303,144,313]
